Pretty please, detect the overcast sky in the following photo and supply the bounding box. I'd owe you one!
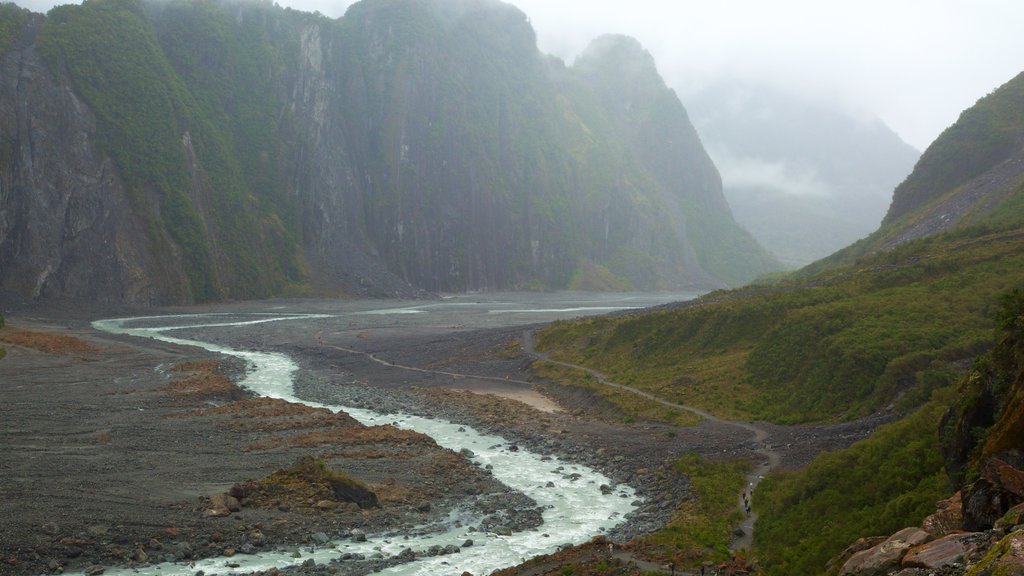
[16,0,1023,149]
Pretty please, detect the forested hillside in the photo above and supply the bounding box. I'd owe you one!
[0,0,777,305]
[534,70,1024,574]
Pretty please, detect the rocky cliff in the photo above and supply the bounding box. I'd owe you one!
[0,0,777,306]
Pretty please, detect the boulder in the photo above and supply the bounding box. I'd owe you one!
[965,458,1024,531]
[922,492,964,537]
[997,502,1024,530]
[839,528,931,576]
[901,532,981,569]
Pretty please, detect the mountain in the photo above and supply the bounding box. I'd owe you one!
[806,71,1024,275]
[686,82,919,267]
[530,71,1024,573]
[0,0,778,306]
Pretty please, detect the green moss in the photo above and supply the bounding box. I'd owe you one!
[964,529,1024,576]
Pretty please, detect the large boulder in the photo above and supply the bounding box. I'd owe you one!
[901,532,984,570]
[839,528,931,576]
[964,458,1024,531]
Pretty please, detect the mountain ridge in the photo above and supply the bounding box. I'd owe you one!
[0,0,778,306]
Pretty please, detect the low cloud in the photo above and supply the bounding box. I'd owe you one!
[708,148,833,198]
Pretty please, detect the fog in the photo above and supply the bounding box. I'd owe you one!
[13,0,1022,148]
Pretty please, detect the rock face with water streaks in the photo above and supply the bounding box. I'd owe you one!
[0,0,777,306]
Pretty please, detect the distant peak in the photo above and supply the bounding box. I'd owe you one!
[574,34,658,79]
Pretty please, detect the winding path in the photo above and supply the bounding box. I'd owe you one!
[519,329,780,551]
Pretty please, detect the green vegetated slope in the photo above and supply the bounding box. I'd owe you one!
[537,228,1024,424]
[806,72,1024,275]
[0,2,29,54]
[34,0,304,301]
[756,287,1024,576]
[754,396,953,575]
[536,70,1024,575]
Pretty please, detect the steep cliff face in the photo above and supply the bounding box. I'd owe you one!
[0,14,189,304]
[0,0,778,305]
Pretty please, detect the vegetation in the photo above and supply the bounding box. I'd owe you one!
[35,0,304,301]
[753,394,952,575]
[533,361,700,426]
[637,454,749,567]
[537,228,1024,424]
[0,2,30,55]
[886,72,1024,224]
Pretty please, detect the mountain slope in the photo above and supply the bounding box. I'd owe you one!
[804,71,1024,275]
[0,0,778,305]
[532,70,1024,574]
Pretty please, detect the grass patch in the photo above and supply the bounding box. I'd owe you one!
[635,453,749,567]
[532,360,701,426]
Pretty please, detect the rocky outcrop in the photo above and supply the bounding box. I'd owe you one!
[832,458,1024,576]
[964,457,1024,531]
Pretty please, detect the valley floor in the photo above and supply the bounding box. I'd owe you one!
[0,299,892,575]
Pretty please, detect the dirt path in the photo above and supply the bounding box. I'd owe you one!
[520,329,779,551]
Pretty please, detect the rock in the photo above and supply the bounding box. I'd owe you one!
[223,548,236,557]
[462,539,473,548]
[133,547,148,563]
[210,493,242,513]
[733,527,746,538]
[238,543,256,555]
[397,548,415,560]
[997,502,1024,530]
[901,532,982,569]
[839,527,931,576]
[965,458,1024,531]
[246,530,266,547]
[985,457,1024,498]
[350,529,366,543]
[315,500,336,511]
[922,492,964,537]
[961,529,1024,574]
[84,566,105,576]
[311,532,330,545]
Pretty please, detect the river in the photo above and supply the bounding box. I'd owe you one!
[89,291,699,575]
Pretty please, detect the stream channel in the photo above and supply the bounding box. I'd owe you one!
[88,292,697,576]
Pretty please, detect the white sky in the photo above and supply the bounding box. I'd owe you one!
[15,0,1024,149]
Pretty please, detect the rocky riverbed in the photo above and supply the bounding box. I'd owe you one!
[0,295,894,576]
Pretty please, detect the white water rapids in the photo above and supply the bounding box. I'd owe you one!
[88,307,642,576]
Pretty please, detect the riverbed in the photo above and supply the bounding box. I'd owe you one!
[86,291,700,575]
